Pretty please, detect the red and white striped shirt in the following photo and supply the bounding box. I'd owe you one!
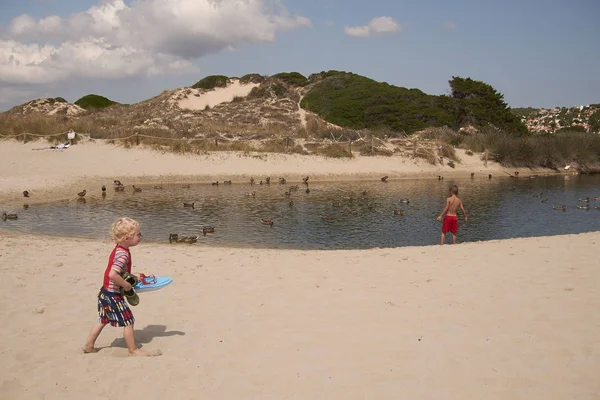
[102,245,132,293]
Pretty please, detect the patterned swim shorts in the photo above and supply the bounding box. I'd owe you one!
[97,287,135,327]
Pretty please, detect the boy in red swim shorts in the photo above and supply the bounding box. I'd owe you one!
[437,185,468,245]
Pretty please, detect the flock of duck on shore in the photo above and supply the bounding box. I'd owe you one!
[4,173,599,237]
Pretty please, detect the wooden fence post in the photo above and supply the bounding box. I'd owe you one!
[136,133,139,145]
[348,141,352,156]
[23,133,27,144]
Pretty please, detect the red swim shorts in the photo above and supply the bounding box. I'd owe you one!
[442,215,458,234]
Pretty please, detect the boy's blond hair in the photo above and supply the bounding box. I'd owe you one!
[111,217,140,244]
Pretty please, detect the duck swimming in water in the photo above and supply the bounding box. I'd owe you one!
[261,219,274,226]
[393,210,405,216]
[23,190,30,197]
[577,205,590,210]
[183,202,195,209]
[553,205,567,211]
[77,190,87,198]
[2,212,18,221]
[202,226,215,235]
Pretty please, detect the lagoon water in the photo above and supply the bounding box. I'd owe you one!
[1,175,599,249]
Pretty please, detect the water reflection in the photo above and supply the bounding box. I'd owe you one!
[1,175,599,249]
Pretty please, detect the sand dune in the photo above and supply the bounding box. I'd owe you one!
[177,79,260,111]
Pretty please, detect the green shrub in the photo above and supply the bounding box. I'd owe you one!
[192,75,229,89]
[240,74,265,84]
[271,72,308,86]
[74,94,118,110]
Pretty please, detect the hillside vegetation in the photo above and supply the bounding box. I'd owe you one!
[74,94,118,110]
[1,70,599,171]
[301,71,454,134]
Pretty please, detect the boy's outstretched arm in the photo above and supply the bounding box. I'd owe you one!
[460,202,468,221]
[437,199,450,221]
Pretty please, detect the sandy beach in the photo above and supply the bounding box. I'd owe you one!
[1,139,599,399]
[0,138,559,207]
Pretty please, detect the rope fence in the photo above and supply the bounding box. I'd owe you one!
[0,129,483,162]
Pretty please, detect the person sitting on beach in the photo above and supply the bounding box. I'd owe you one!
[82,217,161,356]
[436,185,468,245]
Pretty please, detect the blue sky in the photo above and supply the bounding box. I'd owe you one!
[0,0,598,111]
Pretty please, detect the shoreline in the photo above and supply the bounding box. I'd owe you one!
[0,138,563,207]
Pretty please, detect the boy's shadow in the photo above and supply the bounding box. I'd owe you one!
[110,324,185,348]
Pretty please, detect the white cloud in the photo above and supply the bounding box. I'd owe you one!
[442,22,456,30]
[1,0,311,84]
[344,17,400,38]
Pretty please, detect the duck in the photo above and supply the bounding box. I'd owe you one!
[113,180,123,186]
[305,187,310,194]
[393,210,405,216]
[438,175,443,180]
[101,185,106,192]
[183,202,195,209]
[261,219,274,226]
[223,180,232,185]
[399,198,410,204]
[594,196,600,201]
[279,177,287,184]
[212,181,219,186]
[533,193,543,198]
[182,236,199,244]
[250,177,255,185]
[577,205,590,210]
[77,189,87,198]
[578,197,590,203]
[2,212,18,221]
[302,176,309,184]
[132,185,142,192]
[553,205,567,211]
[488,174,493,179]
[265,176,271,185]
[23,190,30,197]
[470,172,475,179]
[168,233,179,243]
[244,191,256,197]
[541,199,549,203]
[114,185,125,192]
[202,226,215,235]
[381,176,388,182]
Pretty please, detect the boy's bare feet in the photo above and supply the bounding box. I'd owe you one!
[82,346,99,354]
[129,348,162,357]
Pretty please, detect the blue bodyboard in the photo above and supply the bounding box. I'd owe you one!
[134,276,173,292]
